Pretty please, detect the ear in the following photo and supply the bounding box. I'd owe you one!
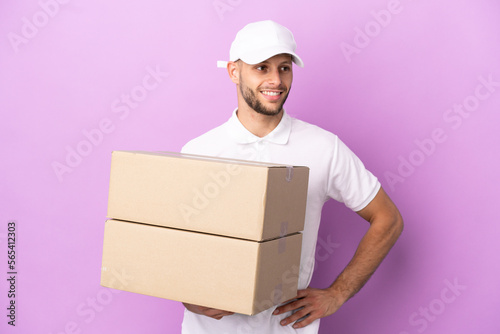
[227,61,240,84]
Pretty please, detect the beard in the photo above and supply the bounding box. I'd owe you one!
[239,77,290,116]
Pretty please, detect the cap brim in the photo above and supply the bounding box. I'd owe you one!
[235,46,304,68]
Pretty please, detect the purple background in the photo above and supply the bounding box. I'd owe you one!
[1,0,499,333]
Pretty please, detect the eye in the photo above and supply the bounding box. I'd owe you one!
[256,65,267,71]
[280,65,291,72]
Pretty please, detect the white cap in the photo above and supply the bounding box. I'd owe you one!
[217,20,304,68]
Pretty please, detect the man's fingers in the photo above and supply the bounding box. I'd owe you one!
[274,289,310,315]
[280,306,310,327]
[274,297,305,315]
[216,311,234,318]
[184,303,234,320]
[292,314,316,329]
[204,309,234,319]
[280,306,322,329]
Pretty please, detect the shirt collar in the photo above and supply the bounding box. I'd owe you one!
[226,108,292,145]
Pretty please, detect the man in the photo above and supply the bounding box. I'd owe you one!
[180,20,403,333]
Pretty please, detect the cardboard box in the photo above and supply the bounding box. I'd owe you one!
[101,219,302,315]
[107,151,309,241]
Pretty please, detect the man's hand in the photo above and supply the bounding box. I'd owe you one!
[273,187,404,329]
[183,302,234,320]
[272,287,344,329]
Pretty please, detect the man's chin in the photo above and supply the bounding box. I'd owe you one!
[254,101,285,116]
[253,108,283,116]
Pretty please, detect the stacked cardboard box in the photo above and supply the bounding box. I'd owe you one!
[100,151,309,315]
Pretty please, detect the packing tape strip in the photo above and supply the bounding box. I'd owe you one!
[278,221,288,254]
[285,166,293,182]
[154,150,290,168]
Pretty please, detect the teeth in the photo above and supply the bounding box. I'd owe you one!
[262,91,280,96]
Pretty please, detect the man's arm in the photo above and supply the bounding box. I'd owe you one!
[273,187,404,329]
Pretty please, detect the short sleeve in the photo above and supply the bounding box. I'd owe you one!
[326,137,381,211]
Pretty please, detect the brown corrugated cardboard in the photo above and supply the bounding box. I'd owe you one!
[101,219,302,315]
[107,151,309,241]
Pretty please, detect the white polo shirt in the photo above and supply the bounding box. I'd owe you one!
[180,109,380,334]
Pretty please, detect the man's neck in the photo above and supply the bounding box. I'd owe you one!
[236,105,284,138]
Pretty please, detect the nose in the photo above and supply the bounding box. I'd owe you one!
[266,67,282,87]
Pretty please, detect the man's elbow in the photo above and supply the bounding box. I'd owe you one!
[390,210,404,242]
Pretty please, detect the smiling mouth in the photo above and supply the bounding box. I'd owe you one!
[260,90,283,101]
[261,90,281,96]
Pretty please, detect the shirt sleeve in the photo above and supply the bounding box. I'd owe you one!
[326,137,381,212]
